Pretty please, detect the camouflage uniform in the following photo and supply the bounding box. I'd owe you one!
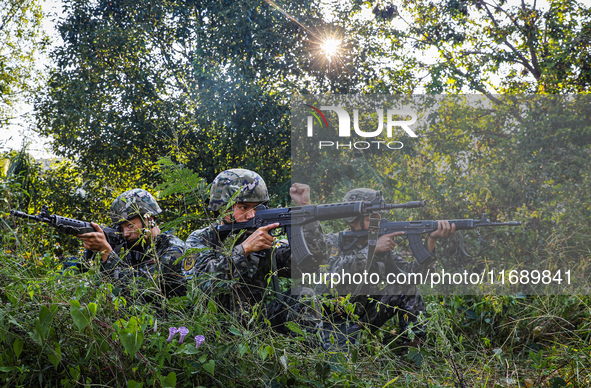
[317,232,431,337]
[184,225,292,309]
[316,188,433,342]
[183,170,327,313]
[100,189,186,302]
[101,234,186,302]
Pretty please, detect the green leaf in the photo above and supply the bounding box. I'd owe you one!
[382,376,400,387]
[207,300,218,313]
[118,327,144,357]
[238,344,249,357]
[181,344,201,355]
[13,337,23,358]
[285,321,305,336]
[33,305,55,343]
[69,300,91,332]
[39,306,53,332]
[203,360,215,376]
[29,328,42,345]
[127,316,141,331]
[160,372,176,388]
[35,320,46,343]
[87,303,98,318]
[127,380,144,388]
[0,311,6,342]
[549,377,567,388]
[6,290,17,305]
[47,342,61,369]
[69,366,80,381]
[406,347,423,367]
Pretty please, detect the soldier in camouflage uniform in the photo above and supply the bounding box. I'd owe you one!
[317,188,455,345]
[183,169,326,315]
[77,189,186,302]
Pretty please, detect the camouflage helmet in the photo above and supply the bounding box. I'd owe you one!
[110,189,162,225]
[342,188,379,223]
[208,169,269,212]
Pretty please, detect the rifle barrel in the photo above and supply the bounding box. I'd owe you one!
[384,200,427,210]
[486,221,522,227]
[10,210,43,222]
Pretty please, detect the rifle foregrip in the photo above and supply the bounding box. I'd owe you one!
[288,225,313,266]
[408,234,431,264]
[54,216,95,235]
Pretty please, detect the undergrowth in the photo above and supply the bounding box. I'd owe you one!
[1,243,590,387]
[1,156,590,387]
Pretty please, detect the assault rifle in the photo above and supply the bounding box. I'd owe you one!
[213,192,426,266]
[339,213,521,264]
[10,205,125,249]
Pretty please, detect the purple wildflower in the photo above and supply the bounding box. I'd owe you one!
[167,327,178,343]
[153,319,158,333]
[178,327,189,344]
[195,335,205,349]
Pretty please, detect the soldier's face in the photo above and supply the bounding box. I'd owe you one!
[226,202,259,223]
[348,216,371,231]
[121,216,149,242]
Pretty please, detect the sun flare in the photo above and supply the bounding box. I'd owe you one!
[321,38,341,58]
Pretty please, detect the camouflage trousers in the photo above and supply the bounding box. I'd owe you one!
[266,287,322,335]
[359,282,426,336]
[266,284,426,348]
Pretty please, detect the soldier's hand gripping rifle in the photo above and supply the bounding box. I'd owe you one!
[213,192,427,266]
[10,205,125,248]
[339,213,521,264]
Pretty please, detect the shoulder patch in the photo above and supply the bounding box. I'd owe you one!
[183,256,195,272]
[330,245,340,258]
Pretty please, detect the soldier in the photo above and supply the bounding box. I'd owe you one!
[77,189,186,302]
[183,169,326,315]
[317,188,455,347]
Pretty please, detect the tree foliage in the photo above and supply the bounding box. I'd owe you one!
[36,0,330,196]
[0,0,48,128]
[389,0,591,94]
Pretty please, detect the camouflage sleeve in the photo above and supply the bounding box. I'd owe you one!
[183,227,258,281]
[157,234,186,297]
[99,250,123,278]
[321,233,435,275]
